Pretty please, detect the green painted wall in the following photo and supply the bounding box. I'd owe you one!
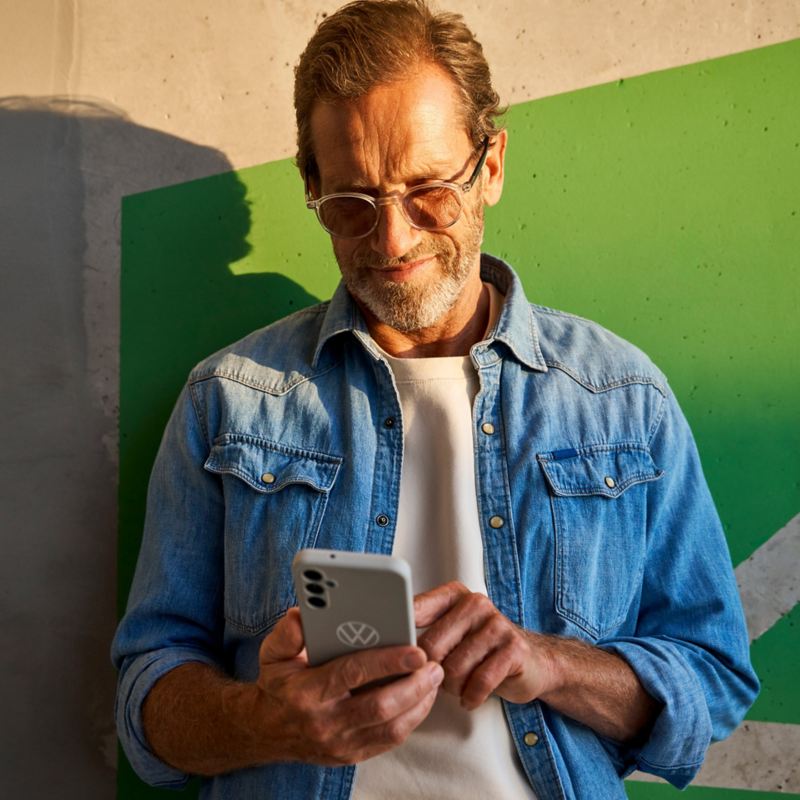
[118,38,800,798]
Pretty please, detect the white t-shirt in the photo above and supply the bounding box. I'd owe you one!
[352,284,536,799]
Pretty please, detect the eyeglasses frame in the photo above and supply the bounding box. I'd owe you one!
[304,136,491,239]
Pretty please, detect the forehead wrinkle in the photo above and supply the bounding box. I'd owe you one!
[310,64,472,191]
[352,97,419,185]
[320,124,455,190]
[369,83,460,183]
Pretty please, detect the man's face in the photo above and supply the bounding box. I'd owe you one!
[309,64,494,333]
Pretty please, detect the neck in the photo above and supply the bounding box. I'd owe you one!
[361,277,489,358]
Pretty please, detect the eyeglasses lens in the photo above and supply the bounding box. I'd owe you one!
[318,196,377,239]
[318,186,463,238]
[405,185,462,230]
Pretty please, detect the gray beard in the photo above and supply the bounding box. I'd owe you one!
[343,261,471,332]
[338,208,484,333]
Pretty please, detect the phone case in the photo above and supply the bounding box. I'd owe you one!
[292,549,416,666]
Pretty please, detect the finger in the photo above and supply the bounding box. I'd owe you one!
[460,646,517,710]
[342,661,444,730]
[439,619,507,697]
[259,607,306,665]
[414,581,470,628]
[318,646,428,701]
[438,614,519,697]
[417,592,495,663]
[354,675,441,757]
[290,661,442,767]
[324,679,441,766]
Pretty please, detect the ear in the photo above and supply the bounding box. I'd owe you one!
[481,129,507,208]
[305,166,321,200]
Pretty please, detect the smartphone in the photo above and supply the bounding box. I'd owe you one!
[292,549,416,667]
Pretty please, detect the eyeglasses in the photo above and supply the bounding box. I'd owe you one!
[305,137,490,239]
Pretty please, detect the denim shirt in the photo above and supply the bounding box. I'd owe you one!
[112,255,758,799]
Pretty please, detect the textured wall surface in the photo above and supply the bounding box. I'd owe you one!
[118,39,799,799]
[0,2,798,798]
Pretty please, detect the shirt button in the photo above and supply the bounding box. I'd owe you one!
[261,472,276,485]
[481,422,495,435]
[604,476,616,489]
[376,514,390,527]
[384,417,396,429]
[489,515,504,529]
[523,731,539,747]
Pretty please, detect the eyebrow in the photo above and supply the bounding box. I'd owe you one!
[328,162,465,194]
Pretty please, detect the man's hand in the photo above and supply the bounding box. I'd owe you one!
[143,608,443,775]
[243,608,444,766]
[414,582,554,710]
[414,582,661,743]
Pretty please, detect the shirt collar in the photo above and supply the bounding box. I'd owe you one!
[312,280,370,366]
[312,253,547,372]
[478,253,547,372]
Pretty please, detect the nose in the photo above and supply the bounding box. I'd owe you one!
[371,200,422,259]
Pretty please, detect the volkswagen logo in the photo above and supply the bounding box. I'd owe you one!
[336,621,380,649]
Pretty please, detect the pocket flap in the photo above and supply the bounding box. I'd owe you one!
[537,444,662,498]
[205,435,341,494]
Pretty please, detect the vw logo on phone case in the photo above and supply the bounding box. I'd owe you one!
[336,621,380,648]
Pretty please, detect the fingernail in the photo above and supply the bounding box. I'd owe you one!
[428,663,444,687]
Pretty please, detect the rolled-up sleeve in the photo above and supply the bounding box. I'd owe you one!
[598,388,759,787]
[111,383,225,786]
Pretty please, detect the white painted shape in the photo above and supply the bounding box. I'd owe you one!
[735,513,800,642]
[628,720,800,793]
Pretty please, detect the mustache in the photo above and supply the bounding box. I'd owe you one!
[352,241,451,270]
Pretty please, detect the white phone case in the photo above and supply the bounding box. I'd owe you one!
[292,549,416,666]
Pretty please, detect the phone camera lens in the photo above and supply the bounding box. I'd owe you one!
[307,596,326,608]
[303,569,323,581]
[305,582,325,595]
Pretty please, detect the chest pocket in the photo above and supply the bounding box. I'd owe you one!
[538,444,663,640]
[205,434,342,634]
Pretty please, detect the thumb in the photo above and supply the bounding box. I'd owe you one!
[414,581,468,627]
[259,607,306,665]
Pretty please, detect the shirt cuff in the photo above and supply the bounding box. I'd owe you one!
[598,637,710,788]
[115,648,220,788]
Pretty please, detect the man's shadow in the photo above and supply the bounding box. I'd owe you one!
[0,96,320,799]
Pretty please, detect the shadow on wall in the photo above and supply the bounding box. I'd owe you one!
[0,96,317,800]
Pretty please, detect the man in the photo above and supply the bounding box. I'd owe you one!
[112,1,758,798]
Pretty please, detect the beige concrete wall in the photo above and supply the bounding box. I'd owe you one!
[6,1,797,169]
[1,1,797,796]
